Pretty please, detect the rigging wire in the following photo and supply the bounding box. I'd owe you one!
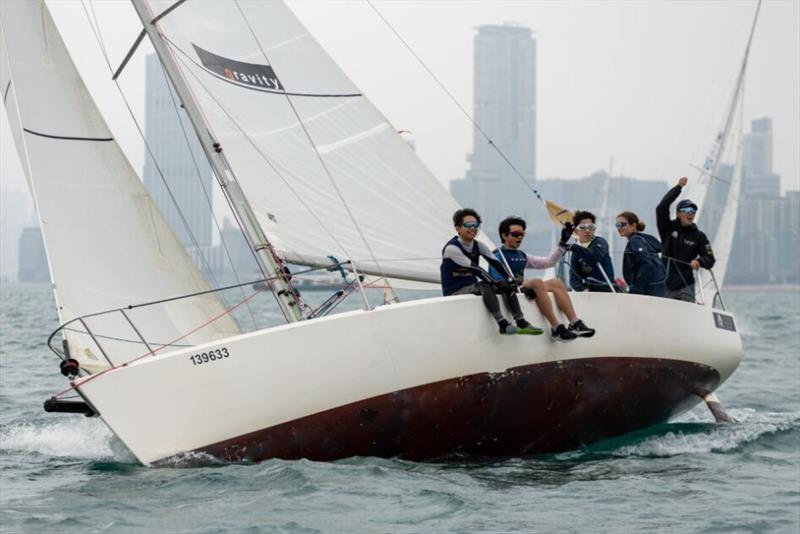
[233,0,395,308]
[364,0,547,208]
[79,0,260,328]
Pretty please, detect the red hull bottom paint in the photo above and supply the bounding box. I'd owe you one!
[186,357,720,463]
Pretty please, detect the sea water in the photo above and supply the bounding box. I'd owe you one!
[1,284,798,533]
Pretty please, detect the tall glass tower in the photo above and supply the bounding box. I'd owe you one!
[451,23,537,239]
[143,54,212,249]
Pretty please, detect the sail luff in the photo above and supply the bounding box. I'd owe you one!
[131,0,303,323]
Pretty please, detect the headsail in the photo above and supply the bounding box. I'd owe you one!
[0,0,239,369]
[135,0,467,284]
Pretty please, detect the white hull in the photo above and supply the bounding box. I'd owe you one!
[73,293,741,465]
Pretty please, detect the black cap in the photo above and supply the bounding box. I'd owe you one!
[676,199,698,211]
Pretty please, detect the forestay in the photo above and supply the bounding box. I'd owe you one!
[0,0,239,370]
[140,0,473,283]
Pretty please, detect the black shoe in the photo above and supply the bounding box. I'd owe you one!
[551,324,577,342]
[521,287,537,300]
[569,319,595,338]
[498,319,518,335]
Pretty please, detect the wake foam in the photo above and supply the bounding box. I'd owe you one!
[615,408,799,457]
[0,418,115,459]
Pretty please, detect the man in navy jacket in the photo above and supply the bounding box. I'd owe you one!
[656,177,716,302]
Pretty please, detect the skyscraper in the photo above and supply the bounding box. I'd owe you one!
[143,54,213,249]
[451,23,537,237]
[742,117,780,198]
[17,225,48,283]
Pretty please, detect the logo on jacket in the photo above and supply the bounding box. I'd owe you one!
[193,44,283,91]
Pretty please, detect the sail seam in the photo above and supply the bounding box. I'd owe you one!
[22,128,113,142]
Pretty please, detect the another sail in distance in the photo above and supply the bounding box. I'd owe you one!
[0,0,239,369]
[139,0,469,283]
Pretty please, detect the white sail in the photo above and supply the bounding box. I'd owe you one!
[137,0,466,283]
[707,111,744,304]
[0,0,239,369]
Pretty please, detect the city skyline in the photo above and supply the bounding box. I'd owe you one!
[1,1,798,281]
[2,1,798,197]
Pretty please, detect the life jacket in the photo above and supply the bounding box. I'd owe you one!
[440,236,480,296]
[490,247,526,282]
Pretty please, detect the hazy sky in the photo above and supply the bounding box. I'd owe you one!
[2,0,798,201]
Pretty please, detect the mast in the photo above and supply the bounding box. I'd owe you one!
[692,0,762,222]
[130,0,303,322]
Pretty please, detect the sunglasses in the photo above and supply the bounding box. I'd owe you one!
[461,221,481,229]
[615,221,628,229]
[508,231,525,238]
[576,223,596,231]
[678,207,697,215]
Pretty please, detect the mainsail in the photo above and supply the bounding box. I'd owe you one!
[134,0,467,284]
[0,0,240,369]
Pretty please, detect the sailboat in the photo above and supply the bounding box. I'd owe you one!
[2,0,744,466]
[681,0,762,306]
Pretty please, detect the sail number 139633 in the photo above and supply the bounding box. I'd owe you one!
[189,347,230,366]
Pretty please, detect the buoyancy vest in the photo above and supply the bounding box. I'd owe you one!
[440,236,480,296]
[490,247,526,282]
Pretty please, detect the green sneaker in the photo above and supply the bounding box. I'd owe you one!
[515,322,544,335]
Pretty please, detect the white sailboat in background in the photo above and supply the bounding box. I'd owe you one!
[2,0,746,465]
[681,0,762,305]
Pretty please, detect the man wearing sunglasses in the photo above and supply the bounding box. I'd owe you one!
[441,208,542,335]
[489,216,595,342]
[568,211,617,292]
[656,176,716,302]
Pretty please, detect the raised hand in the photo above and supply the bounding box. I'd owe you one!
[560,222,574,246]
[678,177,688,187]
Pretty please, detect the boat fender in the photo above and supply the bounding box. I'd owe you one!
[43,398,96,417]
[59,358,80,380]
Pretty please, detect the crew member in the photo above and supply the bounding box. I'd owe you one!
[656,177,716,302]
[568,211,616,292]
[616,211,666,297]
[441,209,541,335]
[490,216,596,342]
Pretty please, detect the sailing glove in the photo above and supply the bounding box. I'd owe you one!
[559,223,574,247]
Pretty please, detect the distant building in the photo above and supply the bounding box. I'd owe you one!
[143,54,212,249]
[1,187,31,280]
[727,191,800,285]
[451,23,537,234]
[205,219,259,285]
[742,117,781,198]
[17,225,48,283]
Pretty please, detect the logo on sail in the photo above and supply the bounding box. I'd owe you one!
[192,44,283,92]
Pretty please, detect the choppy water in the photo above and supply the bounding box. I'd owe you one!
[1,284,798,533]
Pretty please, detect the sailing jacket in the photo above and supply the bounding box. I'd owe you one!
[440,237,510,296]
[656,185,716,290]
[569,236,615,291]
[623,232,666,296]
